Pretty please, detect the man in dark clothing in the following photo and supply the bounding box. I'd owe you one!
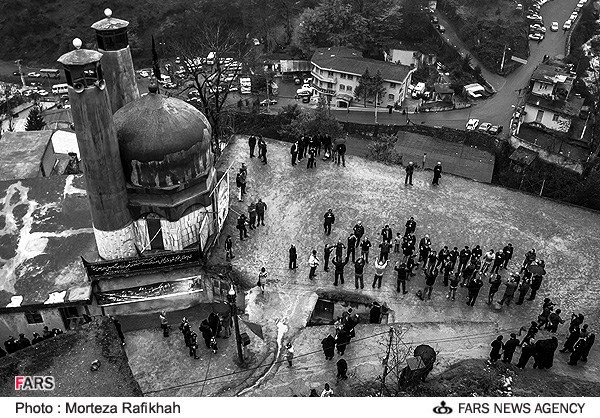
[259,139,268,164]
[418,235,431,268]
[517,340,537,369]
[395,261,408,294]
[449,246,459,269]
[255,199,267,226]
[369,302,382,324]
[533,337,558,369]
[302,135,309,159]
[568,337,587,366]
[436,246,449,268]
[337,358,348,380]
[297,137,305,162]
[528,272,545,301]
[18,334,31,349]
[442,258,453,286]
[323,209,335,235]
[354,256,366,289]
[42,326,53,339]
[235,171,244,202]
[323,244,333,271]
[189,332,199,359]
[353,221,364,246]
[432,162,442,185]
[502,333,520,364]
[515,277,531,305]
[179,318,191,346]
[546,309,564,333]
[422,267,439,300]
[331,256,349,286]
[502,243,513,268]
[289,245,297,269]
[334,240,346,259]
[199,320,212,348]
[491,250,504,274]
[321,334,336,360]
[208,312,221,338]
[405,162,415,185]
[290,142,298,165]
[471,245,482,262]
[404,217,416,236]
[381,225,393,243]
[487,274,502,304]
[489,335,503,363]
[457,246,471,273]
[4,336,17,353]
[498,275,518,306]
[247,202,257,230]
[460,261,477,287]
[248,135,256,158]
[406,254,417,277]
[347,233,357,262]
[581,333,595,362]
[520,249,537,274]
[466,276,483,306]
[379,240,391,262]
[31,332,44,345]
[113,317,126,346]
[307,147,316,169]
[225,235,234,260]
[426,251,438,274]
[337,143,347,166]
[236,214,248,240]
[360,238,371,263]
[336,329,350,355]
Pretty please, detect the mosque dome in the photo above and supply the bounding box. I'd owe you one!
[113,88,213,189]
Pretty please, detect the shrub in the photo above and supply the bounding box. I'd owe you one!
[366,134,404,166]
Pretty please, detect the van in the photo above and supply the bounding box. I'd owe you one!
[411,82,426,98]
[52,83,69,95]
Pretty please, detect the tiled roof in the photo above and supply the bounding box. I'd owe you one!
[531,63,572,83]
[311,47,413,83]
[526,93,584,117]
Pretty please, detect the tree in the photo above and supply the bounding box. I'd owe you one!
[25,105,46,131]
[151,35,161,82]
[354,68,371,107]
[279,97,343,140]
[369,70,385,106]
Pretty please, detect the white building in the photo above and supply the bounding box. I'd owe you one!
[310,47,415,108]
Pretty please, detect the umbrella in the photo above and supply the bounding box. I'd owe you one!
[333,136,347,145]
[527,263,546,276]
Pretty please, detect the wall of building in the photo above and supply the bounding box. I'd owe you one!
[532,81,554,97]
[0,308,64,343]
[523,104,571,132]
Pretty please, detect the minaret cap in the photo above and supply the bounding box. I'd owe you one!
[57,39,103,66]
[91,7,129,31]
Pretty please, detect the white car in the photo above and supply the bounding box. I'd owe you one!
[478,122,492,133]
[36,90,49,96]
[27,72,41,78]
[260,98,277,106]
[551,22,559,31]
[466,118,480,130]
[563,21,572,30]
[529,33,543,41]
[138,70,150,78]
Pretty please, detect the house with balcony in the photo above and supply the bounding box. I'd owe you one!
[310,47,415,108]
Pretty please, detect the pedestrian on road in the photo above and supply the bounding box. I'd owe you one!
[336,329,350,354]
[324,243,333,272]
[516,339,536,369]
[395,261,408,294]
[580,333,595,362]
[308,250,320,280]
[225,235,234,260]
[248,135,256,158]
[491,250,504,275]
[332,256,349,286]
[394,233,401,253]
[466,275,483,306]
[323,209,335,235]
[369,302,382,324]
[460,261,476,287]
[528,268,546,301]
[321,334,336,360]
[354,256,366,289]
[568,338,587,366]
[457,246,471,273]
[502,333,520,364]
[179,317,191,347]
[259,138,268,164]
[405,162,414,185]
[372,258,388,289]
[442,258,453,286]
[432,162,442,185]
[199,320,212,348]
[255,198,267,226]
[307,147,316,169]
[353,221,364,246]
[235,170,244,202]
[561,326,581,353]
[489,335,504,363]
[418,234,431,268]
[286,342,294,367]
[290,141,298,166]
[257,267,267,294]
[360,238,371,263]
[289,244,297,269]
[487,274,502,304]
[545,309,564,333]
[297,137,305,162]
[336,358,348,380]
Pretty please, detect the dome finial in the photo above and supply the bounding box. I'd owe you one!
[148,80,159,94]
[104,8,112,18]
[73,38,83,49]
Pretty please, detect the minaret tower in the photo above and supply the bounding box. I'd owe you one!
[91,8,139,113]
[57,38,137,260]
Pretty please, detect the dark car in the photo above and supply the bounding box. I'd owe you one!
[488,125,503,135]
[302,95,311,103]
[13,71,22,76]
[294,77,302,85]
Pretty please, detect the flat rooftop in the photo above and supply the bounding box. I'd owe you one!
[0,131,52,181]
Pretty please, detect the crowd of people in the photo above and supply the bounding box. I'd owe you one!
[1,326,64,357]
[287,133,347,167]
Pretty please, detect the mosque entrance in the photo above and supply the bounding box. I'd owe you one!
[147,217,164,250]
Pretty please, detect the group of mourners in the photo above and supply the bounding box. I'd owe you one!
[288,133,347,168]
[489,298,595,368]
[247,135,268,165]
[1,326,64,358]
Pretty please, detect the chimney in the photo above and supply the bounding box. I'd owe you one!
[57,39,137,260]
[91,8,140,113]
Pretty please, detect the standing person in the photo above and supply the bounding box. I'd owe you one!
[208,312,221,338]
[235,170,244,202]
[466,274,483,306]
[442,258,453,286]
[297,136,305,162]
[421,266,439,300]
[502,243,514,268]
[568,338,587,366]
[354,256,366,289]
[447,271,460,301]
[418,235,431,268]
[393,233,402,253]
[321,334,336,360]
[323,209,335,235]
[515,277,531,305]
[404,217,417,236]
[247,202,257,230]
[308,250,320,280]
[307,147,316,169]
[189,332,199,359]
[4,336,17,354]
[480,249,495,275]
[239,164,247,197]
[31,333,44,345]
[236,214,248,241]
[490,250,504,275]
[257,267,267,294]
[347,233,357,262]
[353,221,364,246]
[321,383,334,397]
[432,162,442,185]
[422,152,427,169]
[331,256,349,286]
[179,317,192,347]
[260,139,268,164]
[426,251,438,274]
[369,302,382,324]
[406,254,417,278]
[285,342,294,367]
[498,274,518,306]
[395,261,408,294]
[528,265,546,301]
[199,319,212,348]
[337,142,347,167]
[471,245,483,263]
[487,274,502,304]
[561,326,581,353]
[402,233,416,261]
[323,243,334,272]
[159,310,169,337]
[405,162,414,185]
[580,333,595,362]
[520,249,537,274]
[289,245,297,269]
[460,261,477,287]
[372,258,388,289]
[545,309,564,333]
[381,224,393,243]
[457,246,472,273]
[255,198,267,226]
[517,339,537,369]
[334,239,346,259]
[336,329,350,354]
[502,333,520,364]
[436,246,449,268]
[449,247,459,269]
[302,135,309,159]
[290,141,298,166]
[360,237,372,264]
[336,358,348,380]
[489,335,504,363]
[378,239,391,262]
[248,135,257,158]
[225,235,234,261]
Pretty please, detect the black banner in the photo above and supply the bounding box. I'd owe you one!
[82,247,202,279]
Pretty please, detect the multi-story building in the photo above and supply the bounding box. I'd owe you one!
[310,47,415,109]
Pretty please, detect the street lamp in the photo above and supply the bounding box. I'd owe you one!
[227,285,244,364]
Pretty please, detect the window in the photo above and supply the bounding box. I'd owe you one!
[339,84,345,91]
[347,75,353,80]
[25,310,43,324]
[388,93,395,100]
[319,69,323,75]
[346,86,352,92]
[340,73,346,79]
[552,113,560,122]
[390,82,397,89]
[327,82,333,89]
[328,71,334,77]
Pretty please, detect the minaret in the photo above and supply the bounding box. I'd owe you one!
[57,38,137,260]
[91,8,139,113]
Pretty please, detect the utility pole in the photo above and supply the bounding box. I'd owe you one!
[500,45,510,74]
[379,327,394,396]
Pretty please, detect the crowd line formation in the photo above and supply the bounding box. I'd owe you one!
[1,326,65,358]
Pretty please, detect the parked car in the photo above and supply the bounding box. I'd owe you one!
[430,16,438,24]
[303,77,312,84]
[302,95,311,103]
[12,71,22,76]
[260,98,277,106]
[436,24,446,33]
[163,82,178,89]
[551,21,559,31]
[36,90,49,97]
[27,72,41,78]
[138,70,150,78]
[529,33,543,41]
[563,21,572,30]
[294,77,301,85]
[488,125,503,135]
[466,118,480,131]
[478,122,492,133]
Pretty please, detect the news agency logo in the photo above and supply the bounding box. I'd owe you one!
[15,376,55,391]
[433,401,453,414]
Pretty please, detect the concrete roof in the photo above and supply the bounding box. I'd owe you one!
[0,131,52,181]
[0,175,97,310]
[531,62,572,83]
[311,47,413,83]
[526,93,584,117]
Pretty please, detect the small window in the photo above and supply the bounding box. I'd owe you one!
[347,75,353,80]
[327,82,333,89]
[339,84,345,91]
[390,82,396,88]
[388,93,395,100]
[346,86,352,92]
[552,114,560,122]
[25,310,43,324]
[319,69,323,75]
[328,71,334,77]
[340,73,346,79]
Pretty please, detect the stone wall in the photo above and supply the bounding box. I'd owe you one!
[509,135,584,174]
